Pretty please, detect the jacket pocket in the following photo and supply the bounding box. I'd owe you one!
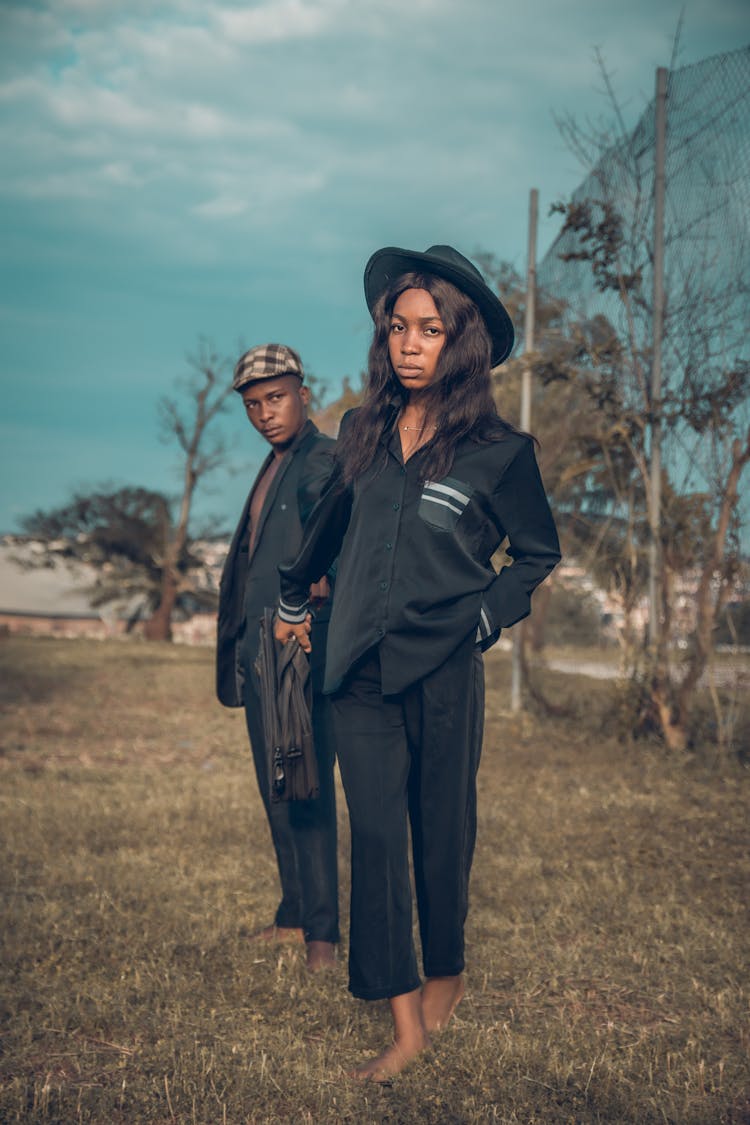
[418,476,474,531]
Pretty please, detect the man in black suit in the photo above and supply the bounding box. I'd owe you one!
[217,344,338,970]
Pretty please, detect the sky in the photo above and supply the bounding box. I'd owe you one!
[1,0,748,537]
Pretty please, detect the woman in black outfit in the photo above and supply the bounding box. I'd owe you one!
[275,244,560,1079]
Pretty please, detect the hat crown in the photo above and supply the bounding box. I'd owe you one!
[422,245,484,286]
[233,343,304,392]
[363,243,514,366]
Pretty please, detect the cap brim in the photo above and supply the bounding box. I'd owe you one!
[364,246,514,366]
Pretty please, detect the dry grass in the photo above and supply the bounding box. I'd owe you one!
[0,635,748,1124]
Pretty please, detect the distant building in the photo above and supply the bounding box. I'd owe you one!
[555,557,749,648]
[0,537,120,639]
[0,536,226,644]
[4,534,744,649]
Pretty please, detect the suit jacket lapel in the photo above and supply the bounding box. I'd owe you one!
[247,449,292,566]
[245,421,317,567]
[219,447,274,615]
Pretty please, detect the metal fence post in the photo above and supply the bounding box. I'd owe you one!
[511,187,538,713]
[648,67,667,649]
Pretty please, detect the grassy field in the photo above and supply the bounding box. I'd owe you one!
[0,635,748,1124]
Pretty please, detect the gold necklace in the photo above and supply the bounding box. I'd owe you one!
[401,422,438,431]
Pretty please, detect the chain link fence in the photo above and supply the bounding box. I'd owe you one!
[536,45,750,529]
[537,45,750,363]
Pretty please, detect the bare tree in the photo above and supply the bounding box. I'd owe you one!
[18,341,234,641]
[18,486,218,629]
[142,342,233,640]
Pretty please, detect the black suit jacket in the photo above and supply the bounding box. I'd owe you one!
[216,420,335,707]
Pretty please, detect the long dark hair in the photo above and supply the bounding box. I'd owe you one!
[337,271,518,483]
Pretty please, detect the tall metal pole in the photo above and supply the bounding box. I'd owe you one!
[648,68,667,649]
[521,189,537,433]
[511,188,538,712]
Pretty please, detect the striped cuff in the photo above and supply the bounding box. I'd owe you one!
[476,601,501,652]
[278,597,309,625]
[476,603,493,643]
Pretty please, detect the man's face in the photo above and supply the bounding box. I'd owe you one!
[240,375,310,451]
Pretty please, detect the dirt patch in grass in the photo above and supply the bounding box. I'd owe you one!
[1,636,748,1123]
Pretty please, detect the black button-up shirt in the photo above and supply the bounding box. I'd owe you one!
[279,409,560,695]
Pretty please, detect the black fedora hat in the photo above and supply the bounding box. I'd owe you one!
[364,244,514,366]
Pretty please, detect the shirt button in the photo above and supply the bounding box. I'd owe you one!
[385,542,392,550]
[379,580,388,590]
[376,626,385,637]
[392,502,400,510]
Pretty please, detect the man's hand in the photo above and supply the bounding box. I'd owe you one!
[274,613,313,653]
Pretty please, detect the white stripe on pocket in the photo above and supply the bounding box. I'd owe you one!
[419,475,474,532]
[421,494,465,517]
[423,480,472,507]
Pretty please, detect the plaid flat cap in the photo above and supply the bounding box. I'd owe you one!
[233,343,304,392]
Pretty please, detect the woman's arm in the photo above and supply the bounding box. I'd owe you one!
[480,438,560,640]
[275,462,354,647]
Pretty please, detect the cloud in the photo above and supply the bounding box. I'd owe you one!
[0,5,71,59]
[99,161,145,187]
[55,83,156,130]
[0,76,44,103]
[1,0,748,539]
[191,195,250,219]
[0,1,746,263]
[214,0,334,44]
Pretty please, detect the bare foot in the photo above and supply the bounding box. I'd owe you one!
[421,974,465,1032]
[246,924,305,945]
[351,987,431,1081]
[306,940,337,971]
[351,1034,430,1082]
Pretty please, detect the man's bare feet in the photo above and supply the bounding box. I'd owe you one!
[350,987,431,1082]
[421,974,465,1032]
[306,940,337,971]
[247,924,305,945]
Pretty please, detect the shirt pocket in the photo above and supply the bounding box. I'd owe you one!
[418,476,474,532]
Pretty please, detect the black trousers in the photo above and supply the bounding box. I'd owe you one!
[331,632,484,1000]
[244,672,339,944]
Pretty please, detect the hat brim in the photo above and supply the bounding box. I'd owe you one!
[364,246,514,367]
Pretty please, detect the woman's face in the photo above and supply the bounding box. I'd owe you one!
[388,287,446,395]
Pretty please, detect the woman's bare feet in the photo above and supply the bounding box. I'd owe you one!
[351,988,431,1081]
[421,974,465,1032]
[352,1038,428,1082]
